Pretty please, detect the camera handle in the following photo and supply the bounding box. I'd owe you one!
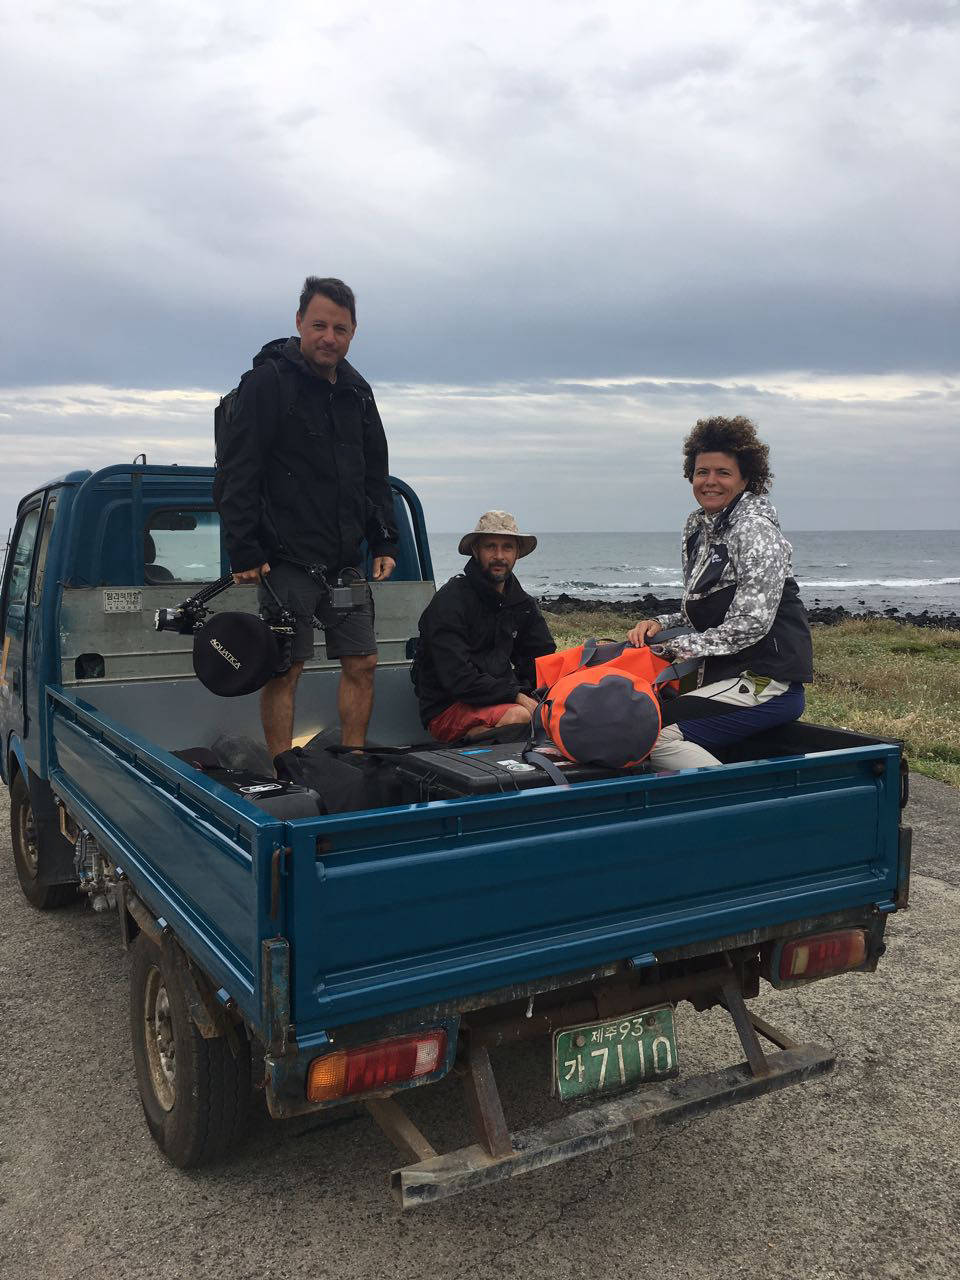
[155,570,295,636]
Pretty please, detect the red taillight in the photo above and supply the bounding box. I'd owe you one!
[306,1030,447,1102]
[779,929,868,982]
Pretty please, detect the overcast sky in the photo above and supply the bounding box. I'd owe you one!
[1,0,957,534]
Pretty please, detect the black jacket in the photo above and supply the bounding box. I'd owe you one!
[414,559,556,726]
[217,338,399,573]
[685,579,813,684]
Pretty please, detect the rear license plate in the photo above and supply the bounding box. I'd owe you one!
[553,1006,678,1102]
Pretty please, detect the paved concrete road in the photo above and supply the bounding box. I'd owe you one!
[1,776,958,1280]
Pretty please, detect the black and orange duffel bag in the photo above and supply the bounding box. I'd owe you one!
[529,638,685,770]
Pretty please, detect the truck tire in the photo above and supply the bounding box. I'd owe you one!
[9,772,78,909]
[129,931,251,1167]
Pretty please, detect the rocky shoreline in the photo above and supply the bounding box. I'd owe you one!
[538,592,960,631]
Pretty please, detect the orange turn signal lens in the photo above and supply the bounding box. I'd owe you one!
[306,1050,348,1102]
[306,1030,447,1103]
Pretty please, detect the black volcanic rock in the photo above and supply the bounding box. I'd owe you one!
[537,593,960,631]
[538,592,683,618]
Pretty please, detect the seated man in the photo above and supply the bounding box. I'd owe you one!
[413,511,556,742]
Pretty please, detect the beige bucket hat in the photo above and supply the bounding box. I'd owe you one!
[458,510,538,558]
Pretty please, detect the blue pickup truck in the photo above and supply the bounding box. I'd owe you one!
[2,463,911,1207]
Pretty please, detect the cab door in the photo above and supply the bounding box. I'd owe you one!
[0,499,45,757]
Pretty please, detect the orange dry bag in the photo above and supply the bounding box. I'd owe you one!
[531,639,689,769]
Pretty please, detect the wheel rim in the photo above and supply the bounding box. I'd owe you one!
[16,791,40,880]
[143,966,177,1111]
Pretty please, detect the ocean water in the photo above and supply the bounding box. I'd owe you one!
[428,530,960,615]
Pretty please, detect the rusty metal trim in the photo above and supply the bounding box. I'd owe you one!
[464,965,732,1050]
[125,889,239,1048]
[261,937,292,1056]
[125,890,163,945]
[166,941,238,1049]
[393,1043,835,1208]
[719,968,769,1078]
[366,1098,438,1163]
[168,944,220,1039]
[462,1044,513,1159]
[747,1012,799,1051]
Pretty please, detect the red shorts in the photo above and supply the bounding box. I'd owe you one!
[427,701,517,744]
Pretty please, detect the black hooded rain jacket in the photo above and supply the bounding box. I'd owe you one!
[413,558,556,726]
[217,337,399,574]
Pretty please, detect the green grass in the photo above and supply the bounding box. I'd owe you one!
[804,620,960,787]
[540,610,960,788]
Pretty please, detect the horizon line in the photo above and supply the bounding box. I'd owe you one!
[430,528,960,536]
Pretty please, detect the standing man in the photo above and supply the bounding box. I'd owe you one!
[413,512,556,741]
[216,277,398,756]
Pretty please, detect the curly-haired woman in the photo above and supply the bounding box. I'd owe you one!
[628,416,813,769]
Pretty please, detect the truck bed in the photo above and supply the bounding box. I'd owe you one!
[46,684,906,1050]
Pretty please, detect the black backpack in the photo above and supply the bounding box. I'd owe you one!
[213,339,297,509]
[273,739,406,814]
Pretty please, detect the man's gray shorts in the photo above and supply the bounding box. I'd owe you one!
[258,561,376,664]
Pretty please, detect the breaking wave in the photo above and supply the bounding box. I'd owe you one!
[800,577,960,589]
[542,579,684,592]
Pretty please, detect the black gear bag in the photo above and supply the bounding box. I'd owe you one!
[213,339,296,510]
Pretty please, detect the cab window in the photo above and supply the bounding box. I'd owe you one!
[30,497,58,608]
[5,507,42,609]
[145,510,221,584]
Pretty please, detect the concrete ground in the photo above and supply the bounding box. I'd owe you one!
[1,775,957,1280]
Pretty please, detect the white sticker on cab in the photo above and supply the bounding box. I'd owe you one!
[103,590,143,613]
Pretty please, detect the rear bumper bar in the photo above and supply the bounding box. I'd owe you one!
[393,1043,834,1208]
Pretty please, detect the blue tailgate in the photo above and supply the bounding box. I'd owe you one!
[44,686,902,1050]
[285,743,901,1043]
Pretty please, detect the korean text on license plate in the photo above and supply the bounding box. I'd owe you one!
[554,1005,678,1102]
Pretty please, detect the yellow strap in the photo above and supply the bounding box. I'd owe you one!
[745,670,771,695]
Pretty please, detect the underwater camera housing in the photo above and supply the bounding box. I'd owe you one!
[154,566,367,697]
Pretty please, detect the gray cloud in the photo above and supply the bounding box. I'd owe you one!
[0,1,956,536]
[1,1,956,389]
[2,373,956,537]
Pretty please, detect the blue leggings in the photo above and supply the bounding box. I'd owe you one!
[678,683,806,751]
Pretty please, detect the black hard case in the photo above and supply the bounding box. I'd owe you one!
[393,744,646,801]
[203,768,321,819]
[173,749,321,819]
